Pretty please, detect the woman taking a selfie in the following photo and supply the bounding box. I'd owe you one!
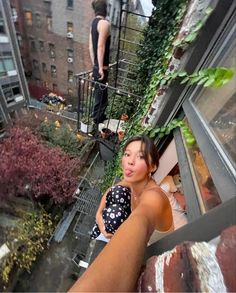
[69,135,173,292]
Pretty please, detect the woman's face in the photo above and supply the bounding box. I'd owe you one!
[122,140,152,183]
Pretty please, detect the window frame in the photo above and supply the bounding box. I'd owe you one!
[51,65,57,77]
[0,53,15,77]
[39,40,44,52]
[24,10,33,26]
[0,17,5,34]
[68,70,73,83]
[32,59,39,70]
[35,13,41,28]
[47,16,52,31]
[2,82,21,105]
[67,0,74,9]
[49,43,56,58]
[67,21,73,33]
[181,16,236,204]
[42,62,47,73]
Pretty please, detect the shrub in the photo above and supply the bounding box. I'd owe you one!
[39,120,87,157]
[0,126,79,203]
[1,209,55,289]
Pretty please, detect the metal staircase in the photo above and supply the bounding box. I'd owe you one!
[114,0,150,91]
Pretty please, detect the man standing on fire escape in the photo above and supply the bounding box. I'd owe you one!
[89,0,111,124]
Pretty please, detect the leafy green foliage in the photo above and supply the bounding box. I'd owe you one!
[143,119,196,146]
[101,1,235,190]
[134,0,188,95]
[1,209,55,288]
[173,7,213,47]
[105,93,135,119]
[39,120,87,158]
[177,67,235,88]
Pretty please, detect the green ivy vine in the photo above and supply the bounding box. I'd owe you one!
[134,0,189,95]
[101,0,235,192]
[101,67,234,192]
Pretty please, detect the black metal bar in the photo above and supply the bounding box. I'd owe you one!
[78,76,141,99]
[115,0,124,88]
[119,50,137,57]
[120,25,143,33]
[117,76,135,82]
[119,59,137,66]
[121,9,150,19]
[77,78,81,130]
[119,38,142,46]
[118,67,135,75]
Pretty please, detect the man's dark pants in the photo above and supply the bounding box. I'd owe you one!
[92,66,108,124]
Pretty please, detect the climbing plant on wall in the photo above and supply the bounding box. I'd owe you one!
[134,0,188,95]
[101,67,235,192]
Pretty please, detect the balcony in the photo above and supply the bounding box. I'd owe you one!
[75,68,141,160]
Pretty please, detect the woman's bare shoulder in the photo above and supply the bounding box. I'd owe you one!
[141,183,169,205]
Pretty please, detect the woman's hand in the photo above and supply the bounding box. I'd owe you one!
[96,212,113,239]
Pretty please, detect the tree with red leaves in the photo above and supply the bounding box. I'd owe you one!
[0,127,79,204]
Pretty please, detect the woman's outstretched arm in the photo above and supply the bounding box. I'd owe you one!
[68,198,160,292]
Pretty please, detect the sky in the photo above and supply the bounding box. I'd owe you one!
[140,0,153,16]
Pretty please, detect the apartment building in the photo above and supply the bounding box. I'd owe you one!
[9,0,94,106]
[0,0,29,127]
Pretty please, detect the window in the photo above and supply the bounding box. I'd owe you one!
[43,81,49,89]
[33,59,39,70]
[0,19,5,34]
[181,20,235,204]
[35,78,41,86]
[51,65,56,77]
[112,8,116,23]
[0,115,5,135]
[39,40,44,51]
[68,70,73,83]
[67,49,73,58]
[11,7,18,22]
[67,22,73,33]
[2,82,21,105]
[182,120,222,212]
[35,13,41,27]
[190,45,236,168]
[16,33,23,47]
[108,3,111,16]
[53,83,57,92]
[67,0,73,9]
[47,16,52,31]
[0,53,15,76]
[42,62,47,73]
[25,11,32,26]
[49,43,55,58]
[29,37,36,51]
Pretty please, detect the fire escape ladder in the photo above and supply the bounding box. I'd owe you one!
[114,0,150,92]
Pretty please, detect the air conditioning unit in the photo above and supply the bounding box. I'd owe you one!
[67,57,73,63]
[67,32,73,39]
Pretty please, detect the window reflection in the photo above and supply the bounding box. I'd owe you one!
[191,44,236,169]
[182,122,222,212]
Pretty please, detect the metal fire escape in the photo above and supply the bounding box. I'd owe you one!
[50,2,151,261]
[114,0,150,91]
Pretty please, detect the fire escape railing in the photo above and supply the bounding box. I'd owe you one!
[75,73,141,137]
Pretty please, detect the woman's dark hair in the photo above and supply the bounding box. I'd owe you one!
[92,0,107,17]
[123,135,159,173]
